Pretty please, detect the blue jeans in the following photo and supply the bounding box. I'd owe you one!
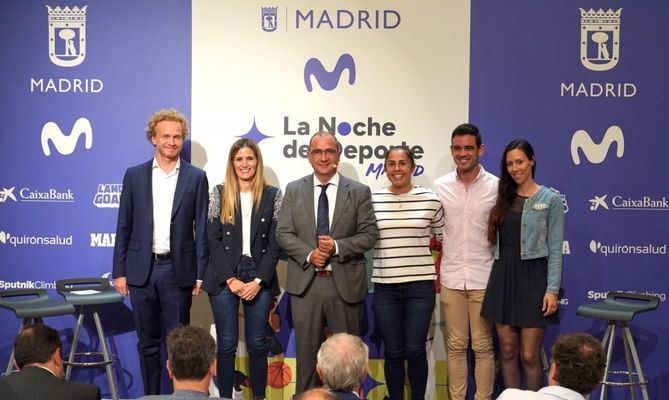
[373,280,436,400]
[209,257,271,399]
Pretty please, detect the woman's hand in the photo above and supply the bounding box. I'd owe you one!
[542,292,559,317]
[240,281,261,301]
[226,277,245,295]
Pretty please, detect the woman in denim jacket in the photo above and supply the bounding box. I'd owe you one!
[481,139,564,391]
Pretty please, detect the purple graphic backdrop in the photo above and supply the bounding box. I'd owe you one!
[470,1,669,398]
[0,1,191,398]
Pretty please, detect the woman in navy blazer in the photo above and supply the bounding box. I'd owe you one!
[202,138,282,400]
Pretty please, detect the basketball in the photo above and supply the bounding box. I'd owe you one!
[267,360,291,388]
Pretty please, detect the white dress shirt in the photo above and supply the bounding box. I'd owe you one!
[497,386,586,400]
[152,158,179,254]
[240,192,253,256]
[433,165,498,290]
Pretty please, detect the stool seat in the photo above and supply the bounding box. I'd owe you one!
[577,292,659,321]
[56,278,123,400]
[56,278,124,306]
[0,289,74,319]
[577,291,659,400]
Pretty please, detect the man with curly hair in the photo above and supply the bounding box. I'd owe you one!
[497,333,606,400]
[113,109,209,395]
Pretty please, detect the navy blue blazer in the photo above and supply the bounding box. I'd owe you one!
[202,185,282,297]
[1,366,101,400]
[113,158,209,287]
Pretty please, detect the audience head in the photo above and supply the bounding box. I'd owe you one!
[550,333,606,395]
[13,323,63,377]
[166,325,216,382]
[297,388,338,400]
[316,333,369,393]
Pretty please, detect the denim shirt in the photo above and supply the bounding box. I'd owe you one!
[495,186,565,294]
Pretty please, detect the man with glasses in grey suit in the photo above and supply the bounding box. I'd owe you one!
[276,131,378,394]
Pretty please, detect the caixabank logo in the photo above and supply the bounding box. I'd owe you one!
[589,194,669,212]
[0,185,74,204]
[0,230,73,247]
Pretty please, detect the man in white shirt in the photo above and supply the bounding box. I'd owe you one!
[113,109,209,395]
[497,333,606,400]
[433,123,498,400]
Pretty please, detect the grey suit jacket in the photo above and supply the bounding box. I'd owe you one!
[276,173,378,303]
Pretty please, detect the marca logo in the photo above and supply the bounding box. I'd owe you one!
[93,184,122,208]
[261,7,278,32]
[90,233,115,247]
[0,187,17,203]
[304,53,356,92]
[589,194,669,211]
[589,239,666,256]
[41,117,93,156]
[0,230,73,247]
[579,8,621,71]
[47,5,88,67]
[570,125,624,165]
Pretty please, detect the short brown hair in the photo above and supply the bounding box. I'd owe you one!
[552,333,606,395]
[146,109,189,141]
[167,326,215,381]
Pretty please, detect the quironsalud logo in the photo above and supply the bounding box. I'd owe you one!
[261,7,278,32]
[47,5,88,67]
[579,8,622,71]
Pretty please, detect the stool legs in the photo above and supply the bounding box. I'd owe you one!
[622,323,649,400]
[66,305,119,400]
[596,321,649,400]
[92,306,119,400]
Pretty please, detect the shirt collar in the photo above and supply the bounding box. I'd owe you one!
[313,172,339,188]
[456,164,486,183]
[152,157,181,174]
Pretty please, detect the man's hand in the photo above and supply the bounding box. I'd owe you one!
[309,249,330,269]
[192,281,202,296]
[318,235,336,256]
[113,277,129,296]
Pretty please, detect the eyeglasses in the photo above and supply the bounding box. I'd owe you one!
[310,149,338,157]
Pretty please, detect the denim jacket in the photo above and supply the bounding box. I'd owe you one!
[495,186,565,294]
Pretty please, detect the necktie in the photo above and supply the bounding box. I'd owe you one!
[316,183,330,237]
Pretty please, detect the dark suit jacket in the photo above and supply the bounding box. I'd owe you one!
[202,185,282,297]
[113,158,209,287]
[1,366,101,400]
[276,173,378,303]
[330,389,360,400]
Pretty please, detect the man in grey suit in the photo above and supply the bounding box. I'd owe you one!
[139,326,217,399]
[276,131,378,393]
[0,324,101,400]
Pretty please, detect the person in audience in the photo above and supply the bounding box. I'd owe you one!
[0,323,100,400]
[497,333,606,399]
[316,333,369,400]
[140,325,217,399]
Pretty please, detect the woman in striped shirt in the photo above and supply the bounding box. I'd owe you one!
[371,146,444,400]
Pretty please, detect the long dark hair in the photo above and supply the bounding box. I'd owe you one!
[487,139,536,244]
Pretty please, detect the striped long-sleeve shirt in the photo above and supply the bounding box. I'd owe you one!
[371,186,444,284]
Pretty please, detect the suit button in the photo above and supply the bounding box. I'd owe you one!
[226,231,231,235]
[225,246,229,250]
[261,217,266,222]
[262,234,266,238]
[262,249,266,253]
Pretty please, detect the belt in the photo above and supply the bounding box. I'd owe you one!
[152,252,171,261]
[314,270,333,278]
